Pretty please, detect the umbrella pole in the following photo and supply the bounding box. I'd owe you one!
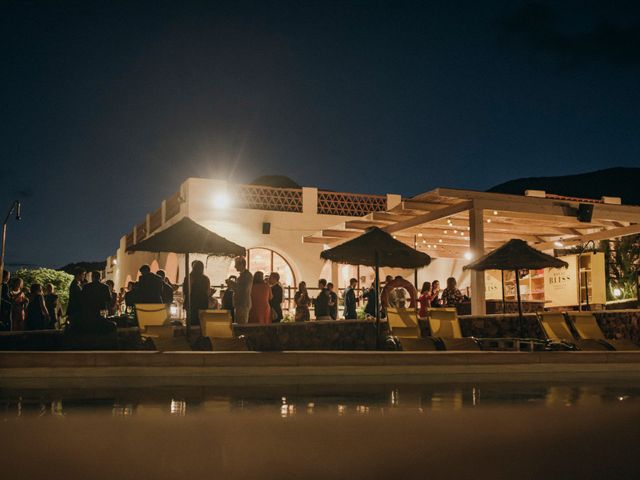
[185,253,191,337]
[375,251,380,350]
[501,270,506,314]
[515,269,524,337]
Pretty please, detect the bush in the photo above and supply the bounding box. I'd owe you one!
[13,268,74,308]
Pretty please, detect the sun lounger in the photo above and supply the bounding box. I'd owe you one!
[565,311,639,351]
[199,309,247,351]
[386,307,437,350]
[135,304,171,337]
[537,312,608,351]
[426,308,480,351]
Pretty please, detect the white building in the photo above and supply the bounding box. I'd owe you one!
[106,177,470,309]
[107,177,640,315]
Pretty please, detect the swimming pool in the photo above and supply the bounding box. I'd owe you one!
[1,377,639,479]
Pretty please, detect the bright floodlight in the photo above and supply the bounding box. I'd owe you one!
[613,287,622,299]
[464,251,473,260]
[212,192,230,209]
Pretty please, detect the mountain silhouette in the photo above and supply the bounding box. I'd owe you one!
[488,167,640,206]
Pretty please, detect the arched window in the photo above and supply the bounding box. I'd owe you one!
[227,248,296,287]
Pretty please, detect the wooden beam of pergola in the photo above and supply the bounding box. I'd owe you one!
[382,201,473,234]
[535,223,640,250]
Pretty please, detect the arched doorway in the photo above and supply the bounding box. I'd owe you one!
[227,248,296,288]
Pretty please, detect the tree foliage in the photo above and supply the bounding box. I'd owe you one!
[605,235,640,300]
[13,268,74,307]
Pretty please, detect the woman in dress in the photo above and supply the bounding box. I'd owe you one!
[417,281,432,318]
[249,271,272,324]
[26,283,49,331]
[294,281,311,322]
[430,280,442,308]
[8,277,28,331]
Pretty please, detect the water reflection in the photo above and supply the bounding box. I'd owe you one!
[1,381,639,420]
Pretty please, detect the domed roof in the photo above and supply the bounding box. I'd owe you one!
[250,175,301,189]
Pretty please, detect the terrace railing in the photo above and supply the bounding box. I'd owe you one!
[234,184,303,213]
[317,191,387,217]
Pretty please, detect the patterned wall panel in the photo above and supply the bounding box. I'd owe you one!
[149,207,162,233]
[235,185,303,212]
[317,191,387,216]
[165,191,182,220]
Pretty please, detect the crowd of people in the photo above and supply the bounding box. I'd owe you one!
[1,271,64,331]
[0,256,468,332]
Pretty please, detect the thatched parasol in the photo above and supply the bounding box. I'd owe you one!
[464,239,568,330]
[321,228,431,344]
[128,217,245,333]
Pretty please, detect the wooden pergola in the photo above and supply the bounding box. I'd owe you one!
[304,188,640,315]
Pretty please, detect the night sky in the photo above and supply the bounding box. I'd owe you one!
[2,1,639,268]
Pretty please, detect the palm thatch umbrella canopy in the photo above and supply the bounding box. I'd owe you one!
[127,217,245,257]
[321,227,431,344]
[463,239,568,329]
[128,217,245,332]
[320,227,431,269]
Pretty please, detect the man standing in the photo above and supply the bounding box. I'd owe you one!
[79,271,112,330]
[234,257,253,324]
[269,272,283,322]
[66,268,85,326]
[314,278,331,320]
[156,270,175,305]
[135,265,164,304]
[1,270,11,330]
[343,278,358,320]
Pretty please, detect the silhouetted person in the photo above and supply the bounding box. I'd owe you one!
[343,278,358,320]
[221,276,236,322]
[44,283,63,329]
[66,269,85,326]
[183,260,210,326]
[327,282,338,320]
[234,256,253,324]
[1,270,10,331]
[135,265,164,304]
[105,279,118,316]
[269,272,283,323]
[156,270,174,305]
[124,281,137,310]
[9,277,28,331]
[26,283,49,330]
[314,278,331,320]
[364,282,377,318]
[79,271,111,328]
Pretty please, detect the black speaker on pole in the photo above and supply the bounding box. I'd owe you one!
[577,203,594,223]
[262,222,271,234]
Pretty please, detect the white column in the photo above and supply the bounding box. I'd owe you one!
[469,206,486,315]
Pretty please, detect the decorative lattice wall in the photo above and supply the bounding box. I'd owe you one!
[149,208,162,233]
[165,191,182,220]
[317,191,387,216]
[135,222,147,241]
[235,185,303,213]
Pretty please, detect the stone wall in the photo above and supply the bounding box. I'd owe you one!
[593,310,640,344]
[233,320,379,351]
[419,314,544,339]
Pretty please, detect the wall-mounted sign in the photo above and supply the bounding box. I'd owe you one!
[484,270,504,300]
[545,255,577,307]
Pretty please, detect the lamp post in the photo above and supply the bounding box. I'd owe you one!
[0,200,21,280]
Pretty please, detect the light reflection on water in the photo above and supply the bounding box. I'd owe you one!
[2,381,640,420]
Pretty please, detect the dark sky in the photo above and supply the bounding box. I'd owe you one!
[2,0,639,268]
